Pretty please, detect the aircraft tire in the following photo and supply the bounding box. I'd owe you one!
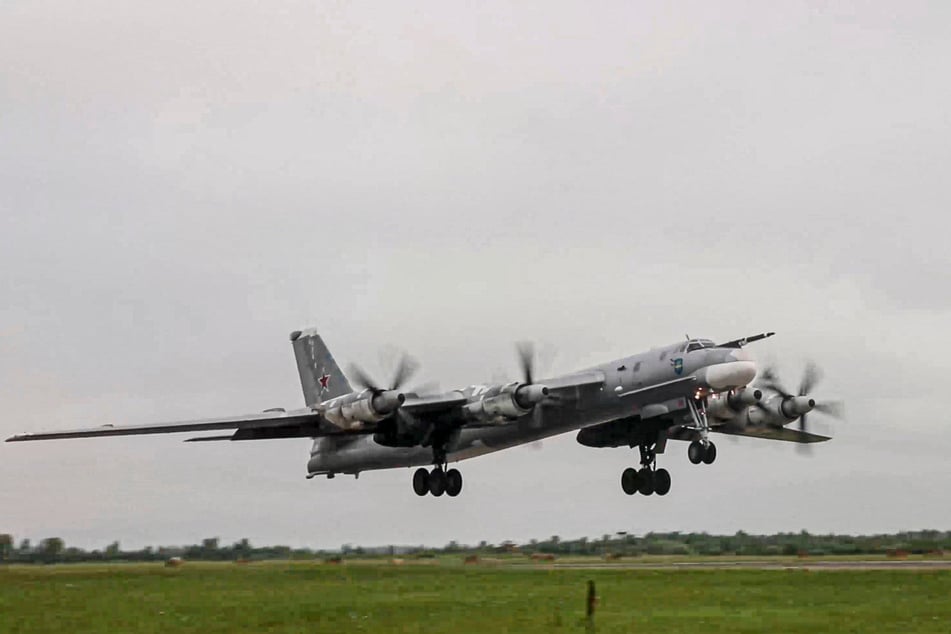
[637,467,655,496]
[429,468,447,497]
[413,468,430,496]
[654,468,671,496]
[621,467,639,495]
[445,469,463,497]
[702,442,717,465]
[687,441,703,464]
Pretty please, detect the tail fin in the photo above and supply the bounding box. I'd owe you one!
[289,329,353,406]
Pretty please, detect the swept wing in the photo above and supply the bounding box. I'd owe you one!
[5,409,334,442]
[712,425,830,443]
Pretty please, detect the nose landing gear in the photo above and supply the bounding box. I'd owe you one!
[621,443,671,497]
[686,396,717,465]
[688,440,717,464]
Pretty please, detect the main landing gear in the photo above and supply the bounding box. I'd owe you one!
[412,445,463,497]
[686,396,717,465]
[412,466,463,497]
[621,443,671,497]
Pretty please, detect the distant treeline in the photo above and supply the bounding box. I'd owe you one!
[1,531,949,564]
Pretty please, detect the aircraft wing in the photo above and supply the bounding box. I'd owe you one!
[401,393,469,414]
[542,372,605,392]
[711,425,830,443]
[4,409,349,443]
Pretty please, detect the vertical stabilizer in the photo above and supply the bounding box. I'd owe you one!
[289,329,353,406]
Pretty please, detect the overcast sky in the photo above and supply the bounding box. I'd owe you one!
[2,1,950,550]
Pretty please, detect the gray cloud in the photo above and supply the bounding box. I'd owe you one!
[2,1,950,549]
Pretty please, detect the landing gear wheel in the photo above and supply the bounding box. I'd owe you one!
[688,441,704,464]
[621,467,639,495]
[445,469,463,497]
[702,442,717,465]
[654,468,671,496]
[412,468,430,496]
[637,467,655,496]
[428,468,446,497]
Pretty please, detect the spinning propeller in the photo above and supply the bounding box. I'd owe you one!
[515,342,551,426]
[757,362,844,452]
[350,354,418,395]
[348,354,418,416]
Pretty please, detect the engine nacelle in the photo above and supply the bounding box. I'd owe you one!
[708,387,762,421]
[780,395,815,418]
[745,394,815,426]
[323,390,405,428]
[463,382,549,425]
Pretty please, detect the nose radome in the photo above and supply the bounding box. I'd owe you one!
[703,360,757,389]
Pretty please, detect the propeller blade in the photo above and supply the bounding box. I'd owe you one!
[517,342,535,386]
[531,405,544,429]
[798,413,808,434]
[408,381,441,397]
[796,442,814,456]
[799,362,822,396]
[390,355,419,391]
[348,364,380,393]
[814,401,845,419]
[758,366,791,398]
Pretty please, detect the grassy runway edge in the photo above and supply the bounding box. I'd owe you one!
[2,561,949,633]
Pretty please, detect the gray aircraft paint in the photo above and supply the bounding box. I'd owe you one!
[290,329,352,405]
[297,335,762,476]
[7,329,828,498]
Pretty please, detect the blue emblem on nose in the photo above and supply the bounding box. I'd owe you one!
[672,357,684,376]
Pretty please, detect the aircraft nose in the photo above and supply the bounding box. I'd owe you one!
[729,348,752,362]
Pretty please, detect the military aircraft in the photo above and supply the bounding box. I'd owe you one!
[6,329,842,498]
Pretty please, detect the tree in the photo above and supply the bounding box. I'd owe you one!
[39,537,65,564]
[233,538,251,560]
[201,537,221,559]
[0,534,12,563]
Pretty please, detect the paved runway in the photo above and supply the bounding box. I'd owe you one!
[549,559,951,571]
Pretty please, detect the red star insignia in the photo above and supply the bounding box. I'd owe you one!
[318,374,331,389]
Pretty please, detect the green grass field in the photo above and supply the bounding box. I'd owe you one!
[2,561,949,633]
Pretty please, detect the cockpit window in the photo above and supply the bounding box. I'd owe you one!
[686,339,716,353]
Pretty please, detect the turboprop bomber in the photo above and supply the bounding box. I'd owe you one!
[6,329,842,498]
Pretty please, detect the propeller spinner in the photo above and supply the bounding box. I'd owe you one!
[757,362,844,452]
